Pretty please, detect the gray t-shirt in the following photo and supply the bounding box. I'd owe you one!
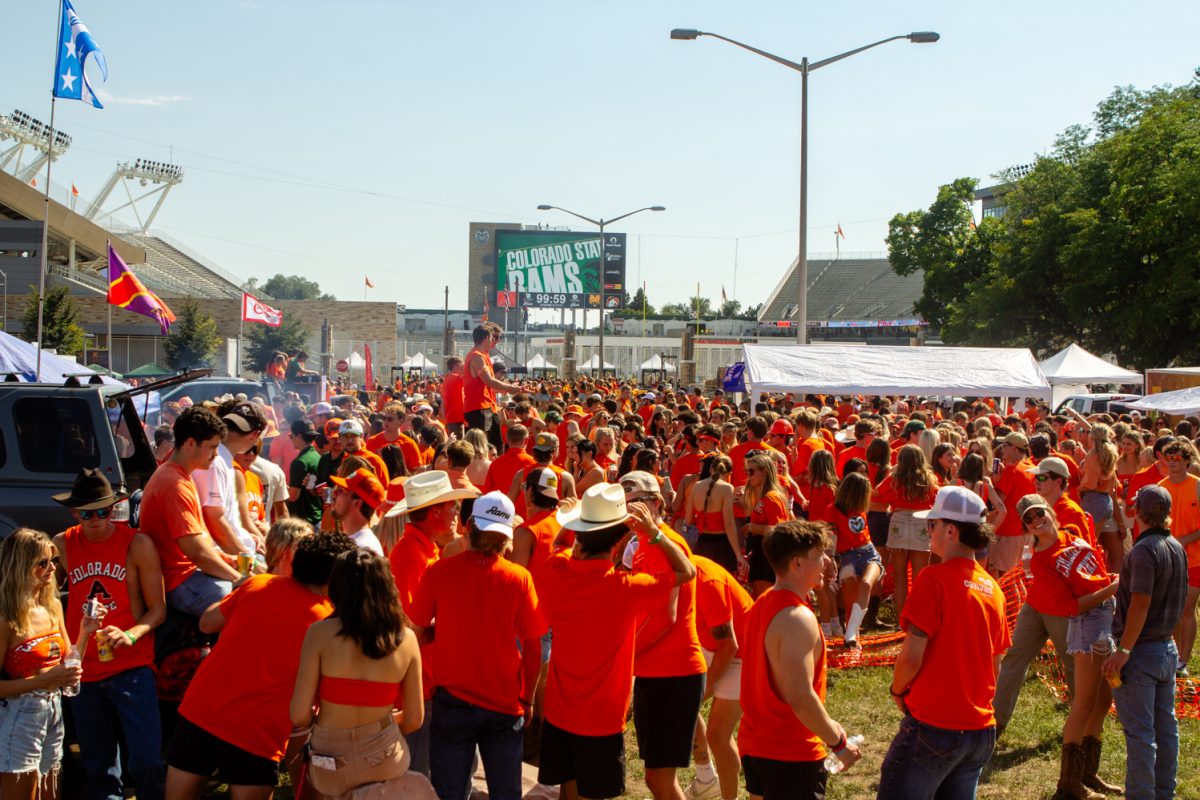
[1112,527,1189,643]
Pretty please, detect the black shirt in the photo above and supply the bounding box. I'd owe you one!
[1112,526,1189,643]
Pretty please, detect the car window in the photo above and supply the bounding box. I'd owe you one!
[1070,398,1085,412]
[14,397,101,473]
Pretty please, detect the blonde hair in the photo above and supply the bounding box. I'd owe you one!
[373,512,406,556]
[265,518,313,573]
[808,449,838,491]
[743,452,783,513]
[1090,423,1118,477]
[0,529,62,637]
[464,429,490,461]
[917,429,941,463]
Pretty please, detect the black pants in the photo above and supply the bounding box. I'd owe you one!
[465,408,504,455]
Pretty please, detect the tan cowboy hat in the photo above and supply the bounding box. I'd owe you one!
[384,470,477,518]
[556,483,632,533]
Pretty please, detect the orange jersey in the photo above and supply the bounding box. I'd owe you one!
[693,555,752,654]
[139,461,206,592]
[464,348,497,413]
[1161,474,1200,566]
[630,525,706,678]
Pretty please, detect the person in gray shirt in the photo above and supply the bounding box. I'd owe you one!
[1103,485,1188,800]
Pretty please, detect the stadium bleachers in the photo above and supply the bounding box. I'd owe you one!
[758,256,924,324]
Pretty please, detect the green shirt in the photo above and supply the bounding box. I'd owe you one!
[288,445,323,525]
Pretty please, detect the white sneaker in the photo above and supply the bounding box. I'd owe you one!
[685,777,723,800]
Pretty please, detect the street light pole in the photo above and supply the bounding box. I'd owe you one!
[536,204,665,378]
[670,29,939,344]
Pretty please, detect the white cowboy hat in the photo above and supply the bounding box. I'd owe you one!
[556,483,632,533]
[384,470,478,518]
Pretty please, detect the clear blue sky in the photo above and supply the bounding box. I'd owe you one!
[4,0,1197,315]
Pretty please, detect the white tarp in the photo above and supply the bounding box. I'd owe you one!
[1127,386,1200,416]
[741,343,1051,399]
[400,352,437,372]
[0,330,126,387]
[347,351,366,368]
[578,354,616,372]
[1039,344,1142,408]
[640,354,676,373]
[525,353,558,371]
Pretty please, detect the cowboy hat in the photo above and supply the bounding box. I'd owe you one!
[557,483,631,533]
[385,470,477,518]
[52,468,128,511]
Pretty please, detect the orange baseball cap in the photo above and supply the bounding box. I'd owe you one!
[329,468,386,508]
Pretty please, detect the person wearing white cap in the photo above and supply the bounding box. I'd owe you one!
[536,484,695,800]
[408,492,547,800]
[878,486,1010,800]
[337,418,389,485]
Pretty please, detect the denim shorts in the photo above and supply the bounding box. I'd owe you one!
[1067,598,1114,656]
[1079,491,1114,528]
[0,689,64,775]
[837,542,884,581]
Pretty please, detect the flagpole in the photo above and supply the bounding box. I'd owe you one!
[36,98,59,382]
[238,313,244,378]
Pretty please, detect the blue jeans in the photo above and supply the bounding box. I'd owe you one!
[430,688,524,800]
[1113,639,1178,800]
[877,714,996,800]
[69,667,165,800]
[165,571,231,617]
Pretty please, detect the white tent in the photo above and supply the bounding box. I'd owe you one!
[640,354,676,373]
[577,354,616,372]
[346,351,366,368]
[525,353,558,372]
[1127,386,1200,416]
[400,352,437,372]
[741,343,1051,403]
[0,330,125,387]
[1038,343,1143,408]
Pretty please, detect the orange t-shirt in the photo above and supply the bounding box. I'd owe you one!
[343,446,389,484]
[389,521,439,699]
[483,448,537,496]
[409,551,546,715]
[790,436,827,481]
[830,508,870,553]
[670,452,702,495]
[835,444,868,477]
[1026,529,1110,617]
[692,555,752,654]
[806,483,836,524]
[738,588,826,762]
[367,431,424,473]
[236,463,265,522]
[139,461,206,592]
[538,551,674,735]
[995,458,1037,537]
[464,348,497,413]
[901,558,1010,731]
[749,491,789,528]
[179,575,332,761]
[1053,495,1098,550]
[1161,474,1200,567]
[631,524,706,678]
[874,475,938,511]
[442,371,465,425]
[520,508,563,586]
[729,440,772,487]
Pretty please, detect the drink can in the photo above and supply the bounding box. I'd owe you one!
[237,552,254,577]
[83,598,101,619]
[97,636,115,663]
[1105,671,1122,689]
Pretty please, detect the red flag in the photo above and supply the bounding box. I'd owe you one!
[836,222,845,239]
[71,183,79,198]
[365,276,375,289]
[482,296,489,322]
[242,292,282,327]
[29,178,37,188]
[364,344,374,391]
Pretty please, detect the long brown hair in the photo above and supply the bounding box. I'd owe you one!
[329,550,406,660]
[808,449,839,492]
[0,529,62,637]
[893,444,938,502]
[834,472,872,516]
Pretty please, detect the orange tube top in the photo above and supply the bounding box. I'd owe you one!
[319,675,399,708]
[3,630,66,679]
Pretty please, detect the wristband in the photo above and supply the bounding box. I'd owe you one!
[1116,646,1131,656]
[124,630,137,646]
[649,530,664,545]
[889,686,909,698]
[828,733,846,753]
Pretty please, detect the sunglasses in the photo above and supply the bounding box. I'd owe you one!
[1165,454,1187,462]
[79,508,111,520]
[1034,474,1058,483]
[36,557,54,570]
[1022,507,1048,525]
[746,468,759,476]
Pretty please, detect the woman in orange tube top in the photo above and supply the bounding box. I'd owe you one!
[0,529,100,800]
[291,549,429,799]
[685,455,744,577]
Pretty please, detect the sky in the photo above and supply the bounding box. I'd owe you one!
[3,1,1198,319]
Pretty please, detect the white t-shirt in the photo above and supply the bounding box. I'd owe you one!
[250,456,288,519]
[193,444,256,553]
[347,526,384,556]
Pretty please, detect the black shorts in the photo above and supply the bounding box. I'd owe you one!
[632,673,704,769]
[537,719,625,799]
[694,533,738,576]
[745,534,775,584]
[742,754,827,800]
[867,510,891,548]
[168,715,279,787]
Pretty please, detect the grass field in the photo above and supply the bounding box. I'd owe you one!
[247,661,1199,800]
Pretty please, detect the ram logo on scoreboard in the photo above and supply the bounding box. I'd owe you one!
[495,229,626,309]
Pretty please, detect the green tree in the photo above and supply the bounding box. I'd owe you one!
[613,286,655,318]
[717,299,742,319]
[262,274,334,301]
[740,303,763,321]
[163,300,223,370]
[244,313,310,374]
[21,285,85,355]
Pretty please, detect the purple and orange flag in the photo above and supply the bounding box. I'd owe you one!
[107,242,175,335]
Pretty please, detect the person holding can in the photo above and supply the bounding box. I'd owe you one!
[52,468,167,800]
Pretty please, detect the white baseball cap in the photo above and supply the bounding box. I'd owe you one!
[913,485,986,524]
[472,491,516,538]
[339,419,364,437]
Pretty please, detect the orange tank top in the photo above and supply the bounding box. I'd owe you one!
[698,510,726,534]
[739,588,827,762]
[319,675,399,707]
[463,348,497,413]
[4,628,66,679]
[1162,475,1200,567]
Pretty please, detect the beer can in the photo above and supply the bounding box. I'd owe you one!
[83,598,101,620]
[1105,671,1122,689]
[97,636,115,663]
[237,552,254,577]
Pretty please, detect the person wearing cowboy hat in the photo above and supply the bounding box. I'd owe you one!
[536,484,695,800]
[52,469,167,800]
[384,470,477,778]
[409,492,547,800]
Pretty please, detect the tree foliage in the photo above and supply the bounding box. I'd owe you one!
[164,300,223,370]
[262,274,334,301]
[244,313,310,374]
[888,74,1200,368]
[21,285,85,355]
[612,286,655,318]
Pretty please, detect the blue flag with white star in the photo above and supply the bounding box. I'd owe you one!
[53,0,108,108]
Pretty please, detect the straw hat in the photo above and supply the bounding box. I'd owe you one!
[384,470,477,518]
[556,484,631,533]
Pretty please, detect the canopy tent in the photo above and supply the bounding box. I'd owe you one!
[639,354,676,373]
[0,331,126,387]
[399,352,437,372]
[741,344,1052,403]
[525,353,558,372]
[1127,386,1200,417]
[577,354,616,373]
[346,351,366,368]
[87,363,123,379]
[124,363,174,379]
[1038,343,1143,408]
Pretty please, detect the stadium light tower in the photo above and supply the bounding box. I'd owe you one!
[0,109,72,184]
[87,158,185,233]
[537,204,665,377]
[670,29,939,343]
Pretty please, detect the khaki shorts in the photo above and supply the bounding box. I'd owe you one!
[701,649,742,701]
[888,510,930,552]
[308,716,409,798]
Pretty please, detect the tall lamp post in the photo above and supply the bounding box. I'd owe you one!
[670,28,939,344]
[536,204,665,377]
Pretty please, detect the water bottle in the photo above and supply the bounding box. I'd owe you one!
[824,734,864,774]
[61,647,82,697]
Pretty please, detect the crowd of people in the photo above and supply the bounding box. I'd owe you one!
[0,320,1195,800]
